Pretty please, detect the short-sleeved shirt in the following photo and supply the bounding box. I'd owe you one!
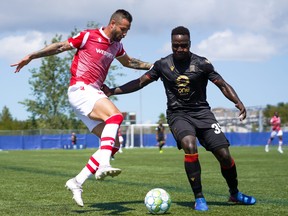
[270,116,281,131]
[68,27,126,88]
[145,53,229,151]
[145,53,222,112]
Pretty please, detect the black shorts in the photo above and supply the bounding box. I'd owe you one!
[167,109,230,152]
[157,136,165,142]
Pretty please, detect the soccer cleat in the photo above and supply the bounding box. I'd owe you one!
[265,145,269,152]
[65,178,84,207]
[194,198,209,211]
[228,192,256,205]
[278,147,283,154]
[95,166,121,180]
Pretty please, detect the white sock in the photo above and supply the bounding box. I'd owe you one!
[75,166,92,185]
[279,141,283,148]
[99,117,121,166]
[75,150,101,185]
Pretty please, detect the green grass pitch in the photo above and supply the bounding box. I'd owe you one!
[0,146,287,215]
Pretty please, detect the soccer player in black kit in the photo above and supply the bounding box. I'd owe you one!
[102,26,256,211]
[156,121,166,153]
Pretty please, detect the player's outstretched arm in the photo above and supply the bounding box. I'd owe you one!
[117,54,153,70]
[214,78,246,121]
[11,40,72,73]
[102,74,153,96]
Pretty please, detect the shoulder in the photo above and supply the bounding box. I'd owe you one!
[192,53,213,65]
[85,28,99,34]
[162,54,173,62]
[154,54,173,67]
[191,53,215,72]
[69,29,92,43]
[75,29,102,40]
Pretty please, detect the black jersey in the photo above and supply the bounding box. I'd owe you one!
[156,125,165,139]
[145,53,222,112]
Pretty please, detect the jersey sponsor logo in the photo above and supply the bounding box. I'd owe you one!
[176,75,190,95]
[95,48,114,59]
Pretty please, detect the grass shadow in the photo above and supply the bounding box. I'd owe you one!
[72,200,142,215]
[72,200,235,215]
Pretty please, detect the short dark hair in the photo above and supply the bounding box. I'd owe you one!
[171,26,190,38]
[110,9,133,23]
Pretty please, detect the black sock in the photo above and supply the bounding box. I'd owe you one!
[221,161,238,195]
[184,154,203,198]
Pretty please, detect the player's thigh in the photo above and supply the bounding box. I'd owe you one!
[168,116,196,149]
[68,83,108,118]
[89,97,121,121]
[197,128,229,152]
[76,113,103,133]
[271,130,277,138]
[277,130,283,137]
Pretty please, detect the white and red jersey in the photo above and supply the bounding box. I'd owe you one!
[270,115,281,131]
[68,27,126,88]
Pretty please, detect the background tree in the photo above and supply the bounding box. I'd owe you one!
[0,106,14,130]
[0,106,35,130]
[157,113,167,124]
[20,34,73,129]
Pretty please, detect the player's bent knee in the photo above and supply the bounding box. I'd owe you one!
[106,113,124,125]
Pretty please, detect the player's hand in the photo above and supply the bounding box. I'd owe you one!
[235,101,246,121]
[101,84,113,97]
[10,55,32,73]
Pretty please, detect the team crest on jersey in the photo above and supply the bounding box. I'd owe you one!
[189,65,196,72]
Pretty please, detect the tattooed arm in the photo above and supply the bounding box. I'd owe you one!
[11,40,73,73]
[117,54,153,70]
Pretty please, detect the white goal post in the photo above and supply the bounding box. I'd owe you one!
[121,123,170,148]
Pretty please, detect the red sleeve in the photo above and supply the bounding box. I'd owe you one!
[68,31,89,49]
[116,43,126,58]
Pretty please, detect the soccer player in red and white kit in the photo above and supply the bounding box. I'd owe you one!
[265,112,284,154]
[11,9,152,207]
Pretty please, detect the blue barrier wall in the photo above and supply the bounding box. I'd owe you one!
[0,132,287,150]
[0,134,100,150]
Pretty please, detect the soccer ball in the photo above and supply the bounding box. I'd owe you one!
[144,188,171,214]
